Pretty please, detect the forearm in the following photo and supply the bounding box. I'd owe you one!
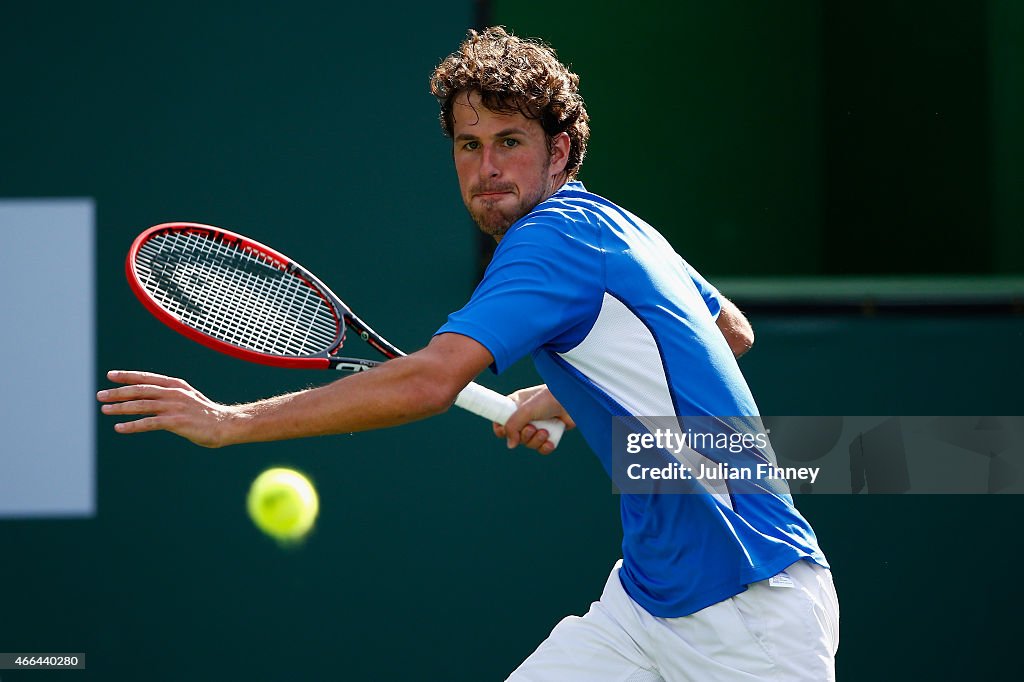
[224,357,452,445]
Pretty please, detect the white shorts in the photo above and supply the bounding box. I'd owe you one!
[507,559,839,682]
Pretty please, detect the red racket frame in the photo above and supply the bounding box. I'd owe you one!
[126,222,398,370]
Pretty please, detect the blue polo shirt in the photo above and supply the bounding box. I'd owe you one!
[437,182,826,617]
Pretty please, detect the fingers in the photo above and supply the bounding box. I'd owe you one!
[503,420,557,455]
[97,386,177,435]
[502,410,531,447]
[96,372,193,438]
[99,398,164,415]
[501,425,552,450]
[96,383,181,403]
[495,388,569,455]
[111,416,169,434]
[105,370,190,389]
[96,370,227,447]
[520,425,557,455]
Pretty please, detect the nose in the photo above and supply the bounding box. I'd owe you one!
[480,145,500,178]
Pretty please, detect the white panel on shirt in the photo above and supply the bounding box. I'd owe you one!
[558,293,732,507]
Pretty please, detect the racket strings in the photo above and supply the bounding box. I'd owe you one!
[135,230,340,356]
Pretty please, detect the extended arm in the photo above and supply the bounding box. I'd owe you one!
[97,333,494,448]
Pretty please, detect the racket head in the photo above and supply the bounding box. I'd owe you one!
[126,222,349,369]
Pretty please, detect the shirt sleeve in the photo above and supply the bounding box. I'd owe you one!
[683,260,723,319]
[435,218,603,374]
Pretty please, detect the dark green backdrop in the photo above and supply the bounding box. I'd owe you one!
[2,2,1022,680]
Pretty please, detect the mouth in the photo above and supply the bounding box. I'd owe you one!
[473,188,515,200]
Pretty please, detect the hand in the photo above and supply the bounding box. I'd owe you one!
[492,385,575,455]
[96,370,237,448]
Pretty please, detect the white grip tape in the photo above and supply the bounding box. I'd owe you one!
[454,382,565,447]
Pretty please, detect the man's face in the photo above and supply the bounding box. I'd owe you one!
[452,90,568,240]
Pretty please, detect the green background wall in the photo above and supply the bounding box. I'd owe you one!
[2,1,1022,680]
[497,0,1024,277]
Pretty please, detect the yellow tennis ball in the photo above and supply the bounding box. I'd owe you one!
[247,467,319,542]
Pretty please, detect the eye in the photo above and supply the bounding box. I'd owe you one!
[461,140,480,151]
[502,138,520,148]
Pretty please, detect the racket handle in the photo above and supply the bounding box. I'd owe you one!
[454,382,565,448]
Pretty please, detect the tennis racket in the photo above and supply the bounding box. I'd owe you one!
[125,222,565,446]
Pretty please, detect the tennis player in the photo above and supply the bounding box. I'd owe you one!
[99,26,838,681]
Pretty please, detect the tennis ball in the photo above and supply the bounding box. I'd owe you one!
[247,467,319,543]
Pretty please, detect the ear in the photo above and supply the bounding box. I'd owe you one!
[548,132,571,177]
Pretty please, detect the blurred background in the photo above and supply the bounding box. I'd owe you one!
[1,0,1021,679]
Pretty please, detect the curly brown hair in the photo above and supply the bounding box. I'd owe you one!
[430,26,590,180]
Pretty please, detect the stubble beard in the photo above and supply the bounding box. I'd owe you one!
[466,164,552,239]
